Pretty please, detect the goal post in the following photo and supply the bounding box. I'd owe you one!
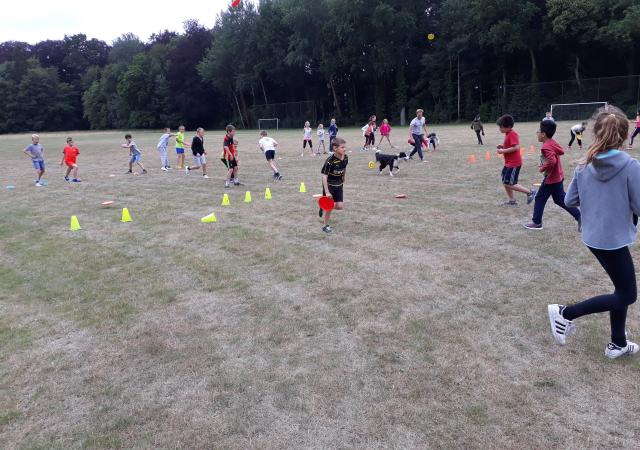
[258,118,279,130]
[550,102,608,121]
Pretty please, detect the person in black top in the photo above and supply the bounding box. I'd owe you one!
[185,127,208,178]
[319,137,348,233]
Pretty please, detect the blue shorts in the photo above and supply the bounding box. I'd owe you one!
[130,153,141,164]
[32,160,45,171]
[501,166,521,185]
[176,147,185,154]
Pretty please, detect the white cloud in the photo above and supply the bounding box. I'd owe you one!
[0,0,247,44]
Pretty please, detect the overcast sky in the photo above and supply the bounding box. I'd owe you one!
[0,0,244,44]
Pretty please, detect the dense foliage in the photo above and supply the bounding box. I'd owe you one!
[1,0,639,132]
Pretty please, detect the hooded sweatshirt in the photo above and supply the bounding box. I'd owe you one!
[565,150,640,250]
[538,138,565,184]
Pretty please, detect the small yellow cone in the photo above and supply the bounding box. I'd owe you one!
[299,182,306,193]
[121,207,132,223]
[244,191,252,203]
[221,193,230,206]
[70,215,81,231]
[265,187,272,200]
[201,213,217,223]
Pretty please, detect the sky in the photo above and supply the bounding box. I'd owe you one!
[0,0,243,44]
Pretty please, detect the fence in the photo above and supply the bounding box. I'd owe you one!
[499,75,640,121]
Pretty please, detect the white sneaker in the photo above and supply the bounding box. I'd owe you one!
[547,304,575,345]
[161,167,168,172]
[185,166,190,175]
[605,341,639,359]
[203,175,209,179]
[35,182,43,187]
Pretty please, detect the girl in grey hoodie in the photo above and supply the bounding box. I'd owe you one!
[548,106,640,359]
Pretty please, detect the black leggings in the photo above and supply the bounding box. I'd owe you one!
[563,246,637,347]
[475,130,483,145]
[630,127,640,145]
[568,131,582,148]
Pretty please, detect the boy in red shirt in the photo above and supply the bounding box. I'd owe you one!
[496,115,535,206]
[223,124,240,188]
[523,120,581,230]
[60,137,81,182]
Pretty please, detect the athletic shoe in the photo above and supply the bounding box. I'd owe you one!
[126,170,133,174]
[35,182,43,187]
[142,169,148,174]
[502,200,518,207]
[185,166,190,175]
[72,179,81,183]
[64,176,70,182]
[161,167,168,172]
[234,181,243,186]
[527,189,537,205]
[203,175,209,179]
[523,222,543,230]
[277,175,284,181]
[225,181,230,188]
[319,208,323,218]
[322,225,332,233]
[605,341,639,359]
[577,218,582,233]
[166,166,171,169]
[547,304,575,345]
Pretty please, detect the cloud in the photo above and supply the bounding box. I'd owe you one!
[0,0,239,44]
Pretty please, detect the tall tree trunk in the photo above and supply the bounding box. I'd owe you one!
[502,67,507,111]
[329,76,342,117]
[457,53,461,121]
[574,55,581,89]
[529,48,538,83]
[239,92,250,128]
[232,88,245,128]
[259,76,268,105]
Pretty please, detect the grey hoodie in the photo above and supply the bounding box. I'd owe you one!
[566,150,640,250]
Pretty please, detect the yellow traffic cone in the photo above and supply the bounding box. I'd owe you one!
[265,187,272,200]
[70,215,81,231]
[221,193,230,206]
[121,207,132,223]
[244,191,252,203]
[201,213,217,223]
[299,182,306,193]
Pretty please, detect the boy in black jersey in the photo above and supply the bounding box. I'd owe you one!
[319,137,348,233]
[223,124,240,187]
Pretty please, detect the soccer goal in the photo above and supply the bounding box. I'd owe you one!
[550,102,608,121]
[258,118,279,130]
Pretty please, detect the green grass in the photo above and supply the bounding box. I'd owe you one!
[1,124,640,448]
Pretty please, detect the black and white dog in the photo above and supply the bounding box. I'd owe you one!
[375,150,408,176]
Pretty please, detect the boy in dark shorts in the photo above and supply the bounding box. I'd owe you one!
[496,114,536,206]
[223,125,240,188]
[258,130,283,180]
[319,137,348,233]
[523,120,581,230]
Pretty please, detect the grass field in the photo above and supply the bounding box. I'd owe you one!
[1,122,640,449]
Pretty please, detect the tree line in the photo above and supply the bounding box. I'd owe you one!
[1,0,639,133]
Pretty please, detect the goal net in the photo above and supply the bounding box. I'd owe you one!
[249,100,316,129]
[258,118,279,130]
[550,102,608,121]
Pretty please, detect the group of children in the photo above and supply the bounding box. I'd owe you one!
[301,119,339,156]
[23,134,82,186]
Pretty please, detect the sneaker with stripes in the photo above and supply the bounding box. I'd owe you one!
[604,341,639,359]
[547,304,576,345]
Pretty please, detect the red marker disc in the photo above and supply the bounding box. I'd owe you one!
[318,196,335,211]
[395,194,407,199]
[231,0,241,6]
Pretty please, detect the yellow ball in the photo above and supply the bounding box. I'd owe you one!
[427,33,435,41]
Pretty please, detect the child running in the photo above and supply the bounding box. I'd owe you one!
[471,115,484,145]
[317,124,326,154]
[157,127,175,171]
[185,128,208,178]
[121,134,147,175]
[522,120,580,230]
[302,121,313,156]
[223,125,240,187]
[548,106,640,359]
[628,110,640,148]
[328,118,338,150]
[23,134,46,186]
[496,114,536,206]
[568,121,588,150]
[258,130,283,180]
[379,119,395,148]
[319,137,348,234]
[175,125,189,169]
[60,137,81,182]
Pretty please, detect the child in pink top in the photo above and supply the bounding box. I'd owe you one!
[379,119,396,148]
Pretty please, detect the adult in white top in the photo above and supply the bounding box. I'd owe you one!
[569,121,588,150]
[408,109,428,161]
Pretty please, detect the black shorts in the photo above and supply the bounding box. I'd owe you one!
[323,184,344,203]
[303,140,313,148]
[226,158,238,169]
[501,166,521,186]
[265,150,275,161]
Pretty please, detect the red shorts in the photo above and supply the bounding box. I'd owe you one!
[65,159,77,168]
